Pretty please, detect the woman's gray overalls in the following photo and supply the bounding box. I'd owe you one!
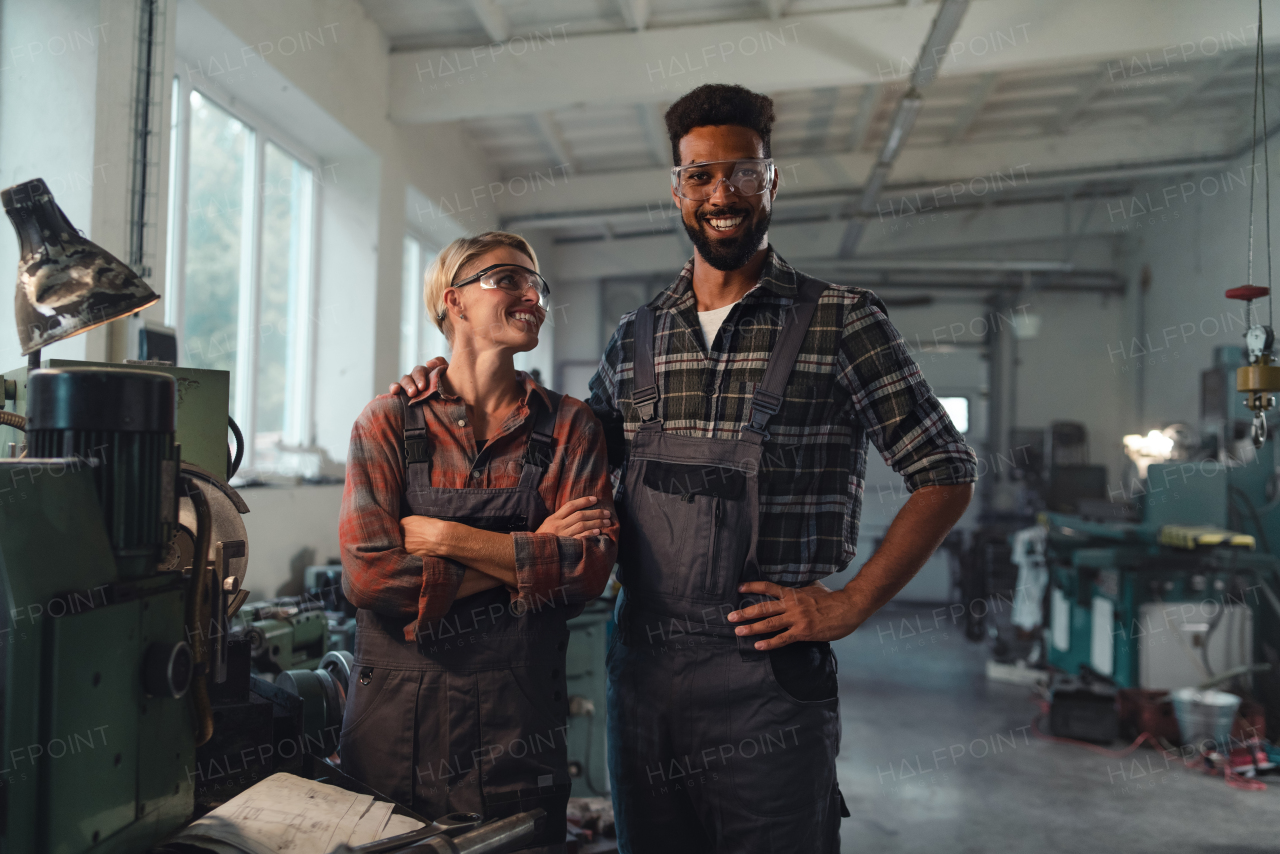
[606,279,845,853]
[340,390,570,854]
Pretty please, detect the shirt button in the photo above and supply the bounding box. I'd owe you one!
[457,419,467,427]
[471,470,481,479]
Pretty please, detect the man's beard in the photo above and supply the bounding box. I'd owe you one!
[682,204,772,272]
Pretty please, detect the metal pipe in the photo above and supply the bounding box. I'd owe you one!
[404,809,544,854]
[501,156,1237,234]
[182,474,215,746]
[804,259,1076,273]
[839,0,969,257]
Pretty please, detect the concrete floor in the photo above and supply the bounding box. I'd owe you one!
[834,604,1280,854]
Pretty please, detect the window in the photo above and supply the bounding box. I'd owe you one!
[938,396,970,433]
[400,233,446,376]
[166,74,318,474]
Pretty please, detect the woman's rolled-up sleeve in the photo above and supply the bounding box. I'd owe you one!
[339,395,465,641]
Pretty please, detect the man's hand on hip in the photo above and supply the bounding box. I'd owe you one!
[728,484,973,650]
[727,580,867,650]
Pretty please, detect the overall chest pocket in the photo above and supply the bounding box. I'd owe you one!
[623,458,753,602]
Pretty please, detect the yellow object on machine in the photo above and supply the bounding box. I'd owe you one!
[1158,525,1256,551]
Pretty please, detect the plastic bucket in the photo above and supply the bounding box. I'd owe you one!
[1169,688,1242,750]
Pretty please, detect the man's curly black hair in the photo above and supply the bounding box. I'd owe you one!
[664,84,776,165]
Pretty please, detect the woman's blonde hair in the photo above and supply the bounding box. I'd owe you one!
[425,231,539,342]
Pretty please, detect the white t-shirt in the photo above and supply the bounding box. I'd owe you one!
[697,302,737,350]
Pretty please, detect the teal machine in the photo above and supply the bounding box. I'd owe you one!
[1042,347,1280,711]
[564,601,611,798]
[1041,516,1278,689]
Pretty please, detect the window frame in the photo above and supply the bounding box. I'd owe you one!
[936,395,971,434]
[166,65,323,473]
[400,229,445,376]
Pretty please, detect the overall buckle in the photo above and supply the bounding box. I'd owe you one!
[633,384,659,422]
[742,389,782,439]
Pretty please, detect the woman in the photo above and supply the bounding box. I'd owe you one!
[338,231,617,853]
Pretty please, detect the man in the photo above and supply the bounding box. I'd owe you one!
[393,84,975,854]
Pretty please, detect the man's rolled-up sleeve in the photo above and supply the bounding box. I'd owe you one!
[836,295,978,492]
[510,413,619,607]
[587,320,629,474]
[339,397,465,641]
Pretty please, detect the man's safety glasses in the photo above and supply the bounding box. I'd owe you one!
[449,264,551,310]
[670,158,776,201]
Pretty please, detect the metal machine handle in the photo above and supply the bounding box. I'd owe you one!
[181,474,215,745]
[346,810,541,854]
[407,810,545,854]
[349,813,481,853]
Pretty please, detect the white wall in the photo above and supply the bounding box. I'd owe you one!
[1122,156,1274,431]
[239,484,344,598]
[0,0,147,367]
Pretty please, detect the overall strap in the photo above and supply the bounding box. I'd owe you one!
[518,389,562,491]
[632,306,661,429]
[740,278,828,443]
[400,393,432,481]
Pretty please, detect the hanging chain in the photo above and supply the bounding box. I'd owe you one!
[1249,3,1261,291]
[1262,0,1274,328]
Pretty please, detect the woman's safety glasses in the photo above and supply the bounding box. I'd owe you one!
[450,264,551,310]
[670,158,776,201]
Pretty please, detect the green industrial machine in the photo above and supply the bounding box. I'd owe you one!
[0,175,260,853]
[229,597,333,674]
[1,361,231,479]
[0,368,207,853]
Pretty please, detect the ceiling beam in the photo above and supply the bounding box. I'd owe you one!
[803,86,842,153]
[467,0,509,43]
[1161,52,1242,116]
[394,1,1280,124]
[946,72,998,144]
[532,112,576,173]
[549,197,1122,279]
[495,122,1241,220]
[617,0,651,31]
[848,84,883,152]
[1051,66,1112,134]
[763,0,790,19]
[638,102,671,167]
[840,0,970,257]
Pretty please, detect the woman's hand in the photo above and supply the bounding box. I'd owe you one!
[401,515,454,558]
[537,495,611,539]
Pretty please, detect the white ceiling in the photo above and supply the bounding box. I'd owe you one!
[358,0,1280,259]
[360,0,902,51]
[457,48,1278,181]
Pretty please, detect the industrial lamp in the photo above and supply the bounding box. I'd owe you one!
[1,177,159,369]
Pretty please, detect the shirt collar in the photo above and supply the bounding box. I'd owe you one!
[409,365,551,410]
[651,245,799,312]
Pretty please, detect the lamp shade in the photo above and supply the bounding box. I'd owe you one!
[2,177,159,355]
